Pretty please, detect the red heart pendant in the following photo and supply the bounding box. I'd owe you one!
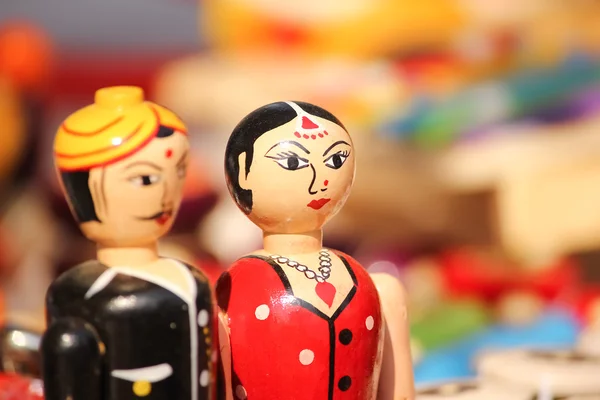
[315,281,336,308]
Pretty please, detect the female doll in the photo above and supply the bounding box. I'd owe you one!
[217,101,414,399]
[41,86,215,400]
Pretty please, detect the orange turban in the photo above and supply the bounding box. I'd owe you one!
[54,86,187,171]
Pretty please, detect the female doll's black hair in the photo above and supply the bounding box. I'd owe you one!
[224,101,345,214]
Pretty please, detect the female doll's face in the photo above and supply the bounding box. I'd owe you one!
[238,115,355,233]
[78,132,189,247]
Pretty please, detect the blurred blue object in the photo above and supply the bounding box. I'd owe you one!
[382,55,600,148]
[413,308,581,384]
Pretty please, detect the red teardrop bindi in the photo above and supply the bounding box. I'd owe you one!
[302,116,319,130]
[324,180,329,186]
[165,149,173,158]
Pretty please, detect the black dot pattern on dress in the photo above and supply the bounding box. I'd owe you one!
[338,376,351,391]
[339,329,353,345]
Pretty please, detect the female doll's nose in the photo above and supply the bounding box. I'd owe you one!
[308,165,318,195]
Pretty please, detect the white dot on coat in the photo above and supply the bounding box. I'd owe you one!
[255,304,270,320]
[198,310,209,327]
[299,349,314,365]
[236,385,247,399]
[366,316,374,330]
[199,370,209,387]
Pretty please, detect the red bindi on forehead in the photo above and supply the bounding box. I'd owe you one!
[294,130,329,140]
[165,148,173,158]
[292,112,330,140]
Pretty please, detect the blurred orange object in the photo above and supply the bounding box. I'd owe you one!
[0,22,54,94]
[0,78,26,187]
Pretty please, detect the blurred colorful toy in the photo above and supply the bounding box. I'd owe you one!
[414,308,579,383]
[411,299,490,356]
[0,22,56,338]
[382,57,600,147]
[437,247,579,324]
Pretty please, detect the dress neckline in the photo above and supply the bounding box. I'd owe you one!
[245,254,358,322]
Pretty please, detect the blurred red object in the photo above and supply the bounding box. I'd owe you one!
[438,247,579,303]
[52,52,184,100]
[572,288,600,326]
[196,258,224,285]
[0,373,43,400]
[0,22,54,94]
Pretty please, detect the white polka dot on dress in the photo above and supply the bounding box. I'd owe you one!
[255,304,270,320]
[197,310,209,327]
[299,349,315,365]
[366,315,374,331]
[236,385,247,399]
[199,370,210,387]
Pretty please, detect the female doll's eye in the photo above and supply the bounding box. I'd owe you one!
[129,174,161,186]
[275,156,309,171]
[266,151,309,171]
[324,151,349,170]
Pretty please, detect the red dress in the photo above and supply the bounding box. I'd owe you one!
[216,252,383,400]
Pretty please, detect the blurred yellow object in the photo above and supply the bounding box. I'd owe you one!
[202,0,466,59]
[0,77,26,186]
[54,86,187,171]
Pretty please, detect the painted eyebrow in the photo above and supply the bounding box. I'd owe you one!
[123,161,163,171]
[265,140,310,155]
[322,140,350,157]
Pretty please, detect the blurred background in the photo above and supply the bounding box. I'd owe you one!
[1,0,600,387]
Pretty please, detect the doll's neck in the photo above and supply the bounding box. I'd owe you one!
[97,243,160,267]
[263,230,323,255]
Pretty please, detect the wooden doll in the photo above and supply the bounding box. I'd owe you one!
[41,86,215,400]
[217,101,414,400]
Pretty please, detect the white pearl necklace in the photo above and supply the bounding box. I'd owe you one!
[269,249,332,283]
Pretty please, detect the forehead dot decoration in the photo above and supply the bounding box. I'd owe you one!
[286,101,329,140]
[165,148,173,159]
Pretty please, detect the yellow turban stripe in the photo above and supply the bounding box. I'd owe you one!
[54,86,187,171]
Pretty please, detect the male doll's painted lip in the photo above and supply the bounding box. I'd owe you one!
[155,211,173,225]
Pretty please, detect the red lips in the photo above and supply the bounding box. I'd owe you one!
[307,198,330,210]
[155,211,172,225]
